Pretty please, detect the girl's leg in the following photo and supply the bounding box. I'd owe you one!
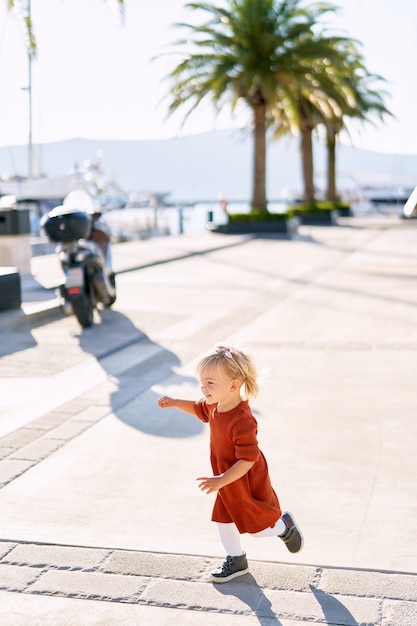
[216,522,244,556]
[250,513,303,553]
[250,518,286,539]
[210,523,249,583]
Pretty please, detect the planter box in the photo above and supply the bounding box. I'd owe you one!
[337,207,353,217]
[0,267,21,310]
[209,217,299,235]
[298,210,336,225]
[0,208,30,236]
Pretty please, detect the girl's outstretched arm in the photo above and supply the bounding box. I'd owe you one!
[158,396,197,416]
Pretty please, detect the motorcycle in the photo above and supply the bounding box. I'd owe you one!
[41,204,116,328]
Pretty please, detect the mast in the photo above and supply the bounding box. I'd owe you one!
[20,0,35,178]
[27,0,34,178]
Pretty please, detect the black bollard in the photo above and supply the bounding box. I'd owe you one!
[178,207,184,234]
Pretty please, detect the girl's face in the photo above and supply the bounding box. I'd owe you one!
[199,366,240,406]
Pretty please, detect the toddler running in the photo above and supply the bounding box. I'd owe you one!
[158,343,303,583]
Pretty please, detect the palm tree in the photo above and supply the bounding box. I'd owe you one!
[161,0,339,213]
[272,36,392,203]
[323,50,392,202]
[289,40,359,204]
[303,37,392,203]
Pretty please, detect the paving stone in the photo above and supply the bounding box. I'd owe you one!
[29,569,149,602]
[29,411,73,431]
[0,590,287,626]
[0,459,34,486]
[0,543,16,560]
[3,544,110,570]
[45,420,92,441]
[382,599,417,626]
[264,587,382,625]
[0,447,13,460]
[56,398,92,415]
[138,578,383,624]
[0,564,40,591]
[102,551,211,581]
[319,567,417,601]
[72,405,111,423]
[137,578,259,613]
[0,429,44,450]
[10,437,64,462]
[248,561,318,591]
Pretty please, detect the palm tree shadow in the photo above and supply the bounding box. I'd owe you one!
[310,584,359,625]
[214,574,283,624]
[78,308,203,438]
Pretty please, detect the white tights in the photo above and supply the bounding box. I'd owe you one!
[216,518,287,556]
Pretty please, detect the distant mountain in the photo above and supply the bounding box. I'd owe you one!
[1,129,416,203]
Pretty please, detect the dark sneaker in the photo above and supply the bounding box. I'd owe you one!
[209,553,249,583]
[279,512,303,553]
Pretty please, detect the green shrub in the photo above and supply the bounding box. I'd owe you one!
[291,200,351,215]
[228,210,296,222]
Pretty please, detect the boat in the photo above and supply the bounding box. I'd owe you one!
[0,170,97,204]
[361,185,414,205]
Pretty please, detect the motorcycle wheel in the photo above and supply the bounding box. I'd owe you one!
[104,272,117,308]
[71,294,94,328]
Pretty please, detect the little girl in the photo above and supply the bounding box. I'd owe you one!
[158,343,303,583]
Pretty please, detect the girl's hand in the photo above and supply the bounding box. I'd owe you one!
[157,397,197,416]
[197,476,224,495]
[158,396,175,408]
[197,461,254,494]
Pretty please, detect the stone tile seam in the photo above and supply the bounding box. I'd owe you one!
[0,553,416,603]
[0,422,104,489]
[0,340,166,461]
[0,567,404,612]
[0,369,148,484]
[0,542,18,561]
[376,599,385,626]
[8,439,67,461]
[311,566,323,588]
[0,570,410,622]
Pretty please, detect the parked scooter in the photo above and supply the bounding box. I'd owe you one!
[41,200,116,328]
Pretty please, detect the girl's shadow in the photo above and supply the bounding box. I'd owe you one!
[215,575,283,624]
[78,309,203,438]
[213,578,359,625]
[310,584,359,625]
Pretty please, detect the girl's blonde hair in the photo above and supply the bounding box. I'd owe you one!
[196,343,259,400]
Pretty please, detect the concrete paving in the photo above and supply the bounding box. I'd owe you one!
[0,217,416,625]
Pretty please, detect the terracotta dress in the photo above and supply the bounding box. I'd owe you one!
[194,399,282,534]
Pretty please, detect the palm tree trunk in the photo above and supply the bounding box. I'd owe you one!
[326,125,337,201]
[300,127,315,203]
[251,102,268,213]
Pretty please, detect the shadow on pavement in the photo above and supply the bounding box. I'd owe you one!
[310,584,358,626]
[78,308,203,438]
[213,578,360,625]
[0,323,37,357]
[0,305,64,358]
[215,575,283,624]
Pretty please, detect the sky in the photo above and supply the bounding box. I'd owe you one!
[1,0,416,155]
